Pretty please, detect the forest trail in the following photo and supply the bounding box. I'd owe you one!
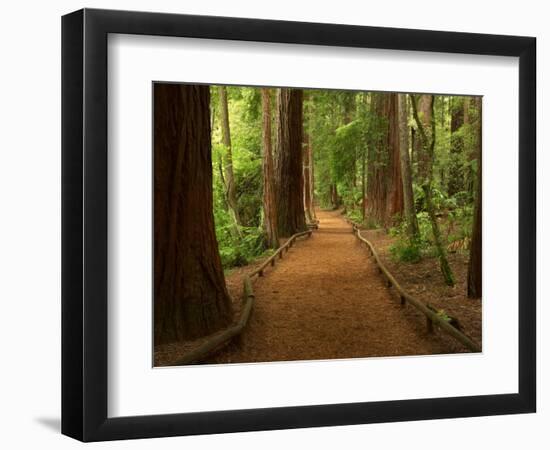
[208,209,454,364]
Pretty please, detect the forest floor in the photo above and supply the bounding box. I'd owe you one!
[204,209,476,365]
[359,225,482,350]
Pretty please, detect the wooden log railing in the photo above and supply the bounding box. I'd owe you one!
[166,228,314,366]
[347,219,481,353]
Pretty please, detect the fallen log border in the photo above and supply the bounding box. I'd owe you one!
[165,228,314,366]
[347,219,481,353]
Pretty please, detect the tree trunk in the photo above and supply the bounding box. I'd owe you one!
[448,96,465,196]
[303,93,315,223]
[361,147,366,221]
[309,137,317,220]
[154,84,233,345]
[415,94,432,185]
[398,94,419,239]
[386,93,404,223]
[411,94,455,286]
[275,88,306,236]
[366,93,403,227]
[303,132,314,223]
[218,86,242,232]
[261,88,279,249]
[464,97,476,200]
[468,97,482,298]
[330,183,340,209]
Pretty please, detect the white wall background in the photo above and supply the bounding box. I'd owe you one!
[0,1,546,448]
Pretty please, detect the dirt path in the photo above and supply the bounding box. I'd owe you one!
[208,210,455,364]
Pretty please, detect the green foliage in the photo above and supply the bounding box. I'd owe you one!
[345,208,363,224]
[208,86,479,273]
[389,239,422,263]
[214,205,269,268]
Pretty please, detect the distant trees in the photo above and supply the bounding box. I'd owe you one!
[154,84,233,344]
[275,88,307,236]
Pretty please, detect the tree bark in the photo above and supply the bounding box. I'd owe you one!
[218,86,242,232]
[302,93,315,223]
[361,147,366,221]
[275,88,306,236]
[154,84,233,345]
[398,94,419,239]
[303,131,314,222]
[463,97,476,199]
[411,94,455,286]
[261,88,279,249]
[366,93,404,227]
[448,96,465,196]
[468,97,482,298]
[415,94,432,184]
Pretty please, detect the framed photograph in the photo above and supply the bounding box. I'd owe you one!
[62,8,536,441]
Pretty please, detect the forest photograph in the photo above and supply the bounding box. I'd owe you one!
[153,83,482,367]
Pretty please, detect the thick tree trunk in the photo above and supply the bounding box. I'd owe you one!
[386,93,404,223]
[261,88,279,249]
[398,94,419,239]
[448,96,465,196]
[411,94,455,286]
[275,88,306,236]
[366,93,404,227]
[154,84,233,345]
[468,97,482,298]
[218,86,242,231]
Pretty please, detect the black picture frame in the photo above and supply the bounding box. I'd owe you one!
[61,8,536,442]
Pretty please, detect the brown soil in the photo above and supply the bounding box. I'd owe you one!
[205,209,474,365]
[360,226,482,351]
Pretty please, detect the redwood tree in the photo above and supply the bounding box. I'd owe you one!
[468,97,482,298]
[261,88,279,248]
[366,93,404,226]
[275,88,306,236]
[154,84,233,345]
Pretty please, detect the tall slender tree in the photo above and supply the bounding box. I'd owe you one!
[411,94,455,286]
[303,92,315,223]
[468,97,482,298]
[275,88,306,236]
[154,84,233,345]
[218,86,242,233]
[398,94,419,239]
[261,88,279,249]
[303,131,315,223]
